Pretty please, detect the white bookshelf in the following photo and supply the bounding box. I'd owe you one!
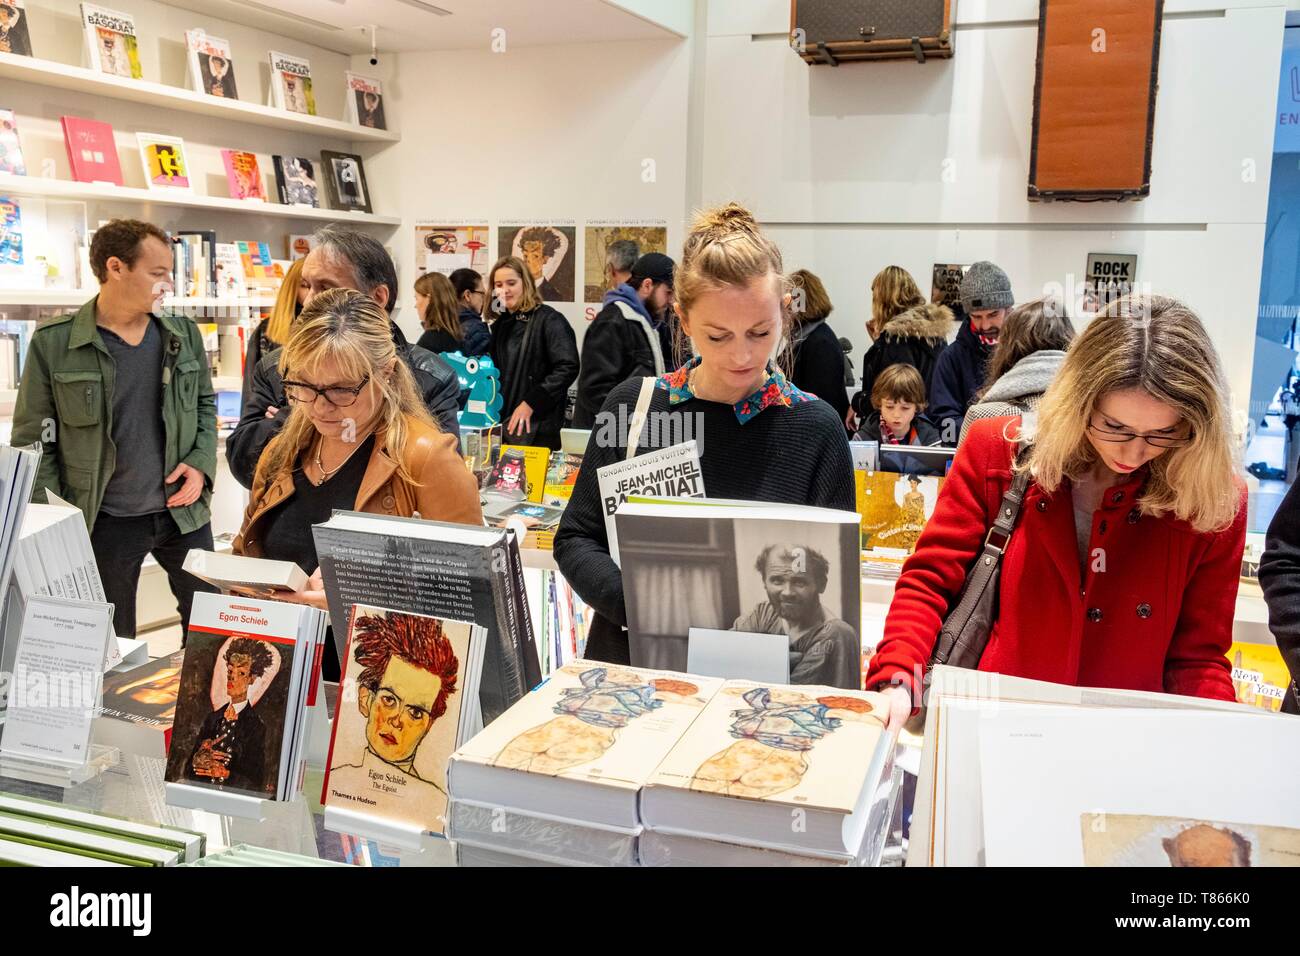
[0,51,399,144]
[164,295,277,310]
[0,289,92,307]
[0,174,400,225]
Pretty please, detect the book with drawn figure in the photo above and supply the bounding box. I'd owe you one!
[447,662,724,830]
[61,116,123,185]
[81,3,141,79]
[344,72,386,129]
[163,593,326,801]
[185,29,237,98]
[0,109,25,175]
[856,469,943,555]
[483,444,548,504]
[0,0,33,56]
[542,451,582,507]
[321,605,485,835]
[1080,812,1300,867]
[268,50,315,115]
[273,156,318,208]
[1228,641,1291,713]
[221,149,266,201]
[641,680,893,858]
[136,132,190,191]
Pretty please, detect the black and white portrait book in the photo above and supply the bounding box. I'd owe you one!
[615,499,862,689]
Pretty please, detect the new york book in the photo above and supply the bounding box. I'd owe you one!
[81,3,141,79]
[0,0,33,56]
[273,155,318,207]
[322,605,485,836]
[61,116,123,185]
[221,149,266,201]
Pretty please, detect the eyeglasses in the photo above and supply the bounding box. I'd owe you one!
[1087,415,1193,449]
[282,374,371,408]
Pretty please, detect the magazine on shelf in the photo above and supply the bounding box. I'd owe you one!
[137,132,191,191]
[345,72,386,129]
[61,116,123,185]
[184,29,238,98]
[0,0,33,56]
[273,155,319,208]
[268,50,316,115]
[221,149,266,201]
[0,109,25,176]
[81,3,141,79]
[320,150,372,213]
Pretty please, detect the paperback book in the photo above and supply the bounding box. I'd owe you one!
[0,0,33,56]
[185,29,237,98]
[221,149,266,201]
[61,116,123,185]
[321,604,486,835]
[137,132,191,191]
[268,50,315,115]
[345,72,386,129]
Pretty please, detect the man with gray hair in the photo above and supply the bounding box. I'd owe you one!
[226,226,462,488]
[605,239,639,292]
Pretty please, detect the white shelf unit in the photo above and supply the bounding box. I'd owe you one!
[0,174,400,226]
[0,289,93,307]
[0,51,398,144]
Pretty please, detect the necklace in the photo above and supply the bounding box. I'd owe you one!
[312,434,366,486]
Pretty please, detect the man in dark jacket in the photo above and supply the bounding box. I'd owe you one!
[226,228,460,489]
[1256,481,1300,714]
[572,253,675,429]
[928,260,1013,443]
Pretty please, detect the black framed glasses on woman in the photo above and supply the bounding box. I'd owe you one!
[1087,413,1193,448]
[282,374,371,408]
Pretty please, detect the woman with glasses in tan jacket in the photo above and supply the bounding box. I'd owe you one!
[233,289,482,676]
[866,296,1247,730]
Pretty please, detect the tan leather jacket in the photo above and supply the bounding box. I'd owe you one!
[233,415,483,558]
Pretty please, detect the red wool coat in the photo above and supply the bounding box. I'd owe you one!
[865,417,1246,701]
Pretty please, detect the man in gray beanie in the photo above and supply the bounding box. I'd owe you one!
[927,260,1014,443]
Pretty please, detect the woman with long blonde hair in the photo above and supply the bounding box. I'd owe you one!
[240,256,308,408]
[850,265,952,431]
[554,203,855,681]
[233,289,482,677]
[867,295,1247,730]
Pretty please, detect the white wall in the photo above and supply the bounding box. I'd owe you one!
[363,35,693,345]
[11,0,380,253]
[700,0,1287,424]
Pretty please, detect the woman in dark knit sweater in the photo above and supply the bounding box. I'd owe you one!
[553,203,855,667]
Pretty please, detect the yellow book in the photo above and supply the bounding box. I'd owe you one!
[1228,641,1290,713]
[856,470,943,554]
[485,445,549,504]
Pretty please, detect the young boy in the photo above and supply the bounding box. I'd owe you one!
[853,363,942,446]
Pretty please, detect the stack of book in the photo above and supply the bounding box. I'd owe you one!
[446,664,896,866]
[182,844,344,867]
[0,793,204,866]
[313,512,541,727]
[163,593,328,803]
[531,568,591,675]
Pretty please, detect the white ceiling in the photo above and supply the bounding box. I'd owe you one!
[157,0,683,55]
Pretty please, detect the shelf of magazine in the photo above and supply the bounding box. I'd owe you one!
[0,172,402,226]
[0,51,399,143]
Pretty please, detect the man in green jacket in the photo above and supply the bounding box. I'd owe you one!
[11,219,218,637]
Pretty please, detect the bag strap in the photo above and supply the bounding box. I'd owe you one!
[625,376,657,461]
[982,447,1032,557]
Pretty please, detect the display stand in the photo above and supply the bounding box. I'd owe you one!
[0,743,118,788]
[165,781,269,822]
[322,804,444,855]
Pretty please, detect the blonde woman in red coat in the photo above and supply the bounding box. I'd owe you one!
[867,296,1247,731]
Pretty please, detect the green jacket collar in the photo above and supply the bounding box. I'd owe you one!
[70,295,184,350]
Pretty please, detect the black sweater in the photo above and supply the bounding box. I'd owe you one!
[1256,479,1300,713]
[553,376,856,664]
[791,319,850,425]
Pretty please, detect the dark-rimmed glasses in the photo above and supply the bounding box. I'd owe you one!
[1087,413,1193,449]
[283,374,371,408]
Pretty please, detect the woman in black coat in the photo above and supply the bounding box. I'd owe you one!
[788,269,849,424]
[851,302,953,421]
[488,255,579,450]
